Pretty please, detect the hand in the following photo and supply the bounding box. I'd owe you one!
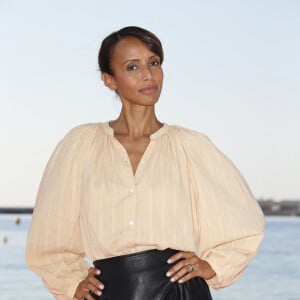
[166,251,216,284]
[74,267,105,300]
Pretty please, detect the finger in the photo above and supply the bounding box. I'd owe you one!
[178,271,195,284]
[166,255,196,278]
[84,291,97,300]
[79,287,99,300]
[169,264,194,282]
[87,282,103,297]
[88,267,101,276]
[76,276,101,299]
[88,277,105,290]
[167,251,194,264]
[87,277,104,295]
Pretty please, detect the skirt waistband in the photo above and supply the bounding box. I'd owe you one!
[93,248,179,271]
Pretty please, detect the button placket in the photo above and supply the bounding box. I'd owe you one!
[126,171,136,247]
[111,132,138,249]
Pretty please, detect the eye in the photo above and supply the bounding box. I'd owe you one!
[150,59,161,67]
[127,64,138,71]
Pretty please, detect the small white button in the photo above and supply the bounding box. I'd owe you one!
[129,220,134,226]
[130,188,134,193]
[141,159,145,164]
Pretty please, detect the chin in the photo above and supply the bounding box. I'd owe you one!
[121,91,161,106]
[141,95,160,106]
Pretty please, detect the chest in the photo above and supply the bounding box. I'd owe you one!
[114,134,150,176]
[82,139,193,231]
[82,135,192,198]
[81,134,198,243]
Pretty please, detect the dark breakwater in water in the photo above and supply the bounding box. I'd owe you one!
[1,199,300,215]
[0,207,33,214]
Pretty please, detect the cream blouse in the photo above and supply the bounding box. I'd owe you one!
[26,122,264,300]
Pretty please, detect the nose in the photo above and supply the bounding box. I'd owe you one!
[140,65,152,80]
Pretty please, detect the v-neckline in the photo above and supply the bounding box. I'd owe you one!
[104,121,167,178]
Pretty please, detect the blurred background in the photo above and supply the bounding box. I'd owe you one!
[0,0,299,299]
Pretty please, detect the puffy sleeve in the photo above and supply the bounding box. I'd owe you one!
[182,130,265,289]
[26,125,96,299]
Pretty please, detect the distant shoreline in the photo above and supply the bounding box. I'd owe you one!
[0,207,33,214]
[1,199,300,216]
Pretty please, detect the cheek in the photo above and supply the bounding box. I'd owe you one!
[154,68,163,83]
[117,75,139,91]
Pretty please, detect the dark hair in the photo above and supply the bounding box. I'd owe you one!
[98,26,164,75]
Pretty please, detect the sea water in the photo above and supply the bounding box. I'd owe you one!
[0,214,299,300]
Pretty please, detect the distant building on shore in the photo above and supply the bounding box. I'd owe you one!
[258,199,300,216]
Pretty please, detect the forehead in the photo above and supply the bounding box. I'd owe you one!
[111,36,156,63]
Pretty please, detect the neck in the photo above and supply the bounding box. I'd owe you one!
[110,103,162,139]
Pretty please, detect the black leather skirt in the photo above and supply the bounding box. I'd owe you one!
[91,248,212,300]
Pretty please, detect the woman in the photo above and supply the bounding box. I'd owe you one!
[26,26,264,300]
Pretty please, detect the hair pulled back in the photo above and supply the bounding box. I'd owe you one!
[98,26,164,75]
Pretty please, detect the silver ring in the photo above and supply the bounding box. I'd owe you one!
[187,263,194,273]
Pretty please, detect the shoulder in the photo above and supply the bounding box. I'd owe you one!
[54,123,106,154]
[64,122,101,138]
[60,122,106,144]
[167,124,211,146]
[167,124,230,163]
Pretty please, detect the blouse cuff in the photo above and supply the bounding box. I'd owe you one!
[202,256,245,290]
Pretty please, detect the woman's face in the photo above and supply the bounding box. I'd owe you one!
[103,36,163,107]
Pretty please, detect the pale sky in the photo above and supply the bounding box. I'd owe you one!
[1,0,299,207]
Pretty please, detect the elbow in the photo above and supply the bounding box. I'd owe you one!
[25,249,34,270]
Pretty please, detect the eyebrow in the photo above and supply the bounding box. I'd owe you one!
[122,55,159,66]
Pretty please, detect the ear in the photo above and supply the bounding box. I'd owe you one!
[102,73,117,91]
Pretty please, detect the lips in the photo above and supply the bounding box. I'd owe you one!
[139,85,157,94]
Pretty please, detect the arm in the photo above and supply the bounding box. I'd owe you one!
[26,126,92,299]
[185,132,265,289]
